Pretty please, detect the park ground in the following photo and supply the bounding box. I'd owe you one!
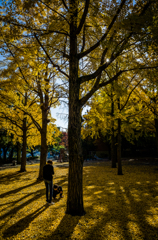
[1,159,158,240]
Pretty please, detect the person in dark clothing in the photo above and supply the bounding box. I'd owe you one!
[53,184,63,199]
[43,160,54,205]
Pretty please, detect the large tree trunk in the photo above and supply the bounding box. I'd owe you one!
[66,94,84,215]
[66,0,85,215]
[20,117,27,172]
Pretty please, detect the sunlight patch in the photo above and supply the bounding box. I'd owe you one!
[93,191,103,195]
[127,221,144,239]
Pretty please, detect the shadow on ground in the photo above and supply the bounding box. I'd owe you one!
[37,214,81,240]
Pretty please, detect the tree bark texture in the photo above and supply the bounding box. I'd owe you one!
[66,85,85,215]
[66,0,85,215]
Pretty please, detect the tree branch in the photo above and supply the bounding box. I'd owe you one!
[1,34,30,86]
[80,24,86,53]
[38,0,69,24]
[80,70,123,107]
[78,0,127,59]
[34,33,69,79]
[79,61,110,84]
[120,78,144,111]
[61,0,68,10]
[76,0,90,35]
[0,17,69,36]
[0,114,23,130]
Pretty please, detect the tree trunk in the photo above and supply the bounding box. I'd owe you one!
[3,147,7,162]
[66,0,85,215]
[66,98,84,215]
[9,146,14,161]
[31,148,34,157]
[20,117,27,172]
[17,142,21,164]
[154,118,158,157]
[20,93,28,172]
[111,100,116,168]
[38,108,48,180]
[111,125,116,168]
[117,117,123,175]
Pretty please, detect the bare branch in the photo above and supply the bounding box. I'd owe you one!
[76,0,90,35]
[38,0,69,24]
[1,34,29,86]
[78,0,127,59]
[79,61,109,84]
[80,70,123,107]
[80,24,86,53]
[120,78,144,111]
[34,33,69,79]
[0,114,23,130]
[0,17,69,36]
[61,0,68,10]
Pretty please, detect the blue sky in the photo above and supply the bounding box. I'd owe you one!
[51,104,68,130]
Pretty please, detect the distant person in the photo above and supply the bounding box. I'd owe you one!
[53,184,64,199]
[43,160,54,205]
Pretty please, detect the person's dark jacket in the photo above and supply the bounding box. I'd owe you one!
[43,164,54,181]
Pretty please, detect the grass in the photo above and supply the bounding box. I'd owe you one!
[0,160,158,239]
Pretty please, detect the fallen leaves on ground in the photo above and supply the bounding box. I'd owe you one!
[0,160,158,239]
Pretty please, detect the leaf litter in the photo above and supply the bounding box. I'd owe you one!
[0,161,158,239]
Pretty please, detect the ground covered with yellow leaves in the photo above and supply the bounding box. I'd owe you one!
[1,160,158,240]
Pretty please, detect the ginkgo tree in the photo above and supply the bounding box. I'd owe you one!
[0,28,62,177]
[134,68,158,156]
[0,89,40,172]
[81,70,155,174]
[0,0,157,215]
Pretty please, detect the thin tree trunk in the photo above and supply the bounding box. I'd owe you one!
[154,118,158,157]
[3,147,7,162]
[38,113,48,179]
[17,142,21,164]
[20,117,27,172]
[111,100,116,168]
[31,148,34,157]
[38,100,48,180]
[111,125,116,168]
[20,93,27,172]
[117,117,123,175]
[9,146,14,161]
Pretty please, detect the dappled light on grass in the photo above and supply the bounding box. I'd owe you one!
[1,162,158,239]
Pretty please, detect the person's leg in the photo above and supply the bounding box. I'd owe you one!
[52,182,54,197]
[45,181,49,202]
[49,181,52,203]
